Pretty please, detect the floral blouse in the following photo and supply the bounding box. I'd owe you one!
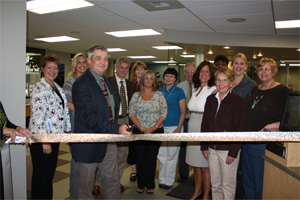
[129,91,167,128]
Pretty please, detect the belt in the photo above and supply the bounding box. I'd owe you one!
[118,114,128,119]
[190,111,204,114]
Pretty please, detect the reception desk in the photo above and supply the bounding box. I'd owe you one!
[263,142,300,199]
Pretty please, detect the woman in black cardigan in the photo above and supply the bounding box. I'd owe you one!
[201,68,246,200]
[0,101,31,199]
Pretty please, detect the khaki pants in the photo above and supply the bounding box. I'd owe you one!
[208,148,240,200]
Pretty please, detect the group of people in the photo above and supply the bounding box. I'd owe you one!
[0,44,290,200]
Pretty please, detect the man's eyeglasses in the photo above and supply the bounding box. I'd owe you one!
[185,70,195,74]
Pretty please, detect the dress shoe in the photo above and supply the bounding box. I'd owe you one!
[159,184,165,188]
[92,186,100,195]
[121,184,125,193]
[177,173,188,183]
[164,185,172,189]
[130,173,137,182]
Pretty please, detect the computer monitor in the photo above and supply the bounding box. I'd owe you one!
[279,92,300,131]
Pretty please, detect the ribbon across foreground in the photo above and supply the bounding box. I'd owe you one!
[25,131,300,143]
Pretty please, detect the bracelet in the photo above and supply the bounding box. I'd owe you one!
[155,125,159,128]
[141,126,144,132]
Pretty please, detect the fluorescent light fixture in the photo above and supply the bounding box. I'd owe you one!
[27,0,94,14]
[209,61,214,63]
[127,56,156,59]
[179,64,186,66]
[107,48,126,52]
[153,61,177,63]
[34,36,79,43]
[281,60,300,62]
[275,19,300,29]
[105,29,160,37]
[280,64,286,66]
[289,64,300,66]
[180,55,195,58]
[152,46,182,50]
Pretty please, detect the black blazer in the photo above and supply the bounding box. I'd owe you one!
[107,76,136,124]
[71,69,120,163]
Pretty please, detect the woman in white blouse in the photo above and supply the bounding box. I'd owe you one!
[29,55,71,199]
[186,61,216,200]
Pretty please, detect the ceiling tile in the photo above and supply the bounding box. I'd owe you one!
[273,0,300,13]
[274,11,300,21]
[99,1,148,15]
[178,0,265,9]
[189,1,272,19]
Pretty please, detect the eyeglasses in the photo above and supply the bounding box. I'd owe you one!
[216,79,229,84]
[185,70,195,74]
[257,68,272,72]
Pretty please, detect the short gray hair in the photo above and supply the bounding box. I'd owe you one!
[88,44,110,60]
[184,62,195,71]
[116,56,131,68]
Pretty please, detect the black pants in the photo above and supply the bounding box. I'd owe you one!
[127,141,137,165]
[178,119,189,177]
[30,143,59,199]
[134,127,162,189]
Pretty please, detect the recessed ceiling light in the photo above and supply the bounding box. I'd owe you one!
[297,48,300,51]
[223,46,230,49]
[34,36,79,43]
[180,55,195,58]
[127,56,156,59]
[27,0,94,14]
[253,55,257,59]
[257,53,263,57]
[209,61,214,63]
[149,1,170,8]
[152,46,182,50]
[107,48,127,52]
[153,61,177,63]
[208,50,213,54]
[280,64,286,66]
[275,20,300,29]
[227,18,246,23]
[182,51,187,55]
[105,29,161,37]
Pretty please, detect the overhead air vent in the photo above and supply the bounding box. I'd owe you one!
[133,0,184,12]
[149,1,170,8]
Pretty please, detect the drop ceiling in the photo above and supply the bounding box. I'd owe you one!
[26,0,300,63]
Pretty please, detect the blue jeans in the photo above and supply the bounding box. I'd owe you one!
[242,143,266,200]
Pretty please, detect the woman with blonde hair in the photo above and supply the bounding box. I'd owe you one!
[230,53,256,199]
[127,61,148,182]
[129,70,167,194]
[63,53,88,199]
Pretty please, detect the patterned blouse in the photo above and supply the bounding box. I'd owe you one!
[129,91,167,128]
[29,77,71,134]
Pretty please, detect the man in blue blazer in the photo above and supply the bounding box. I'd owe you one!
[71,44,131,200]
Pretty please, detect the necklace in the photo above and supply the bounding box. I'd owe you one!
[252,81,274,109]
[163,85,176,100]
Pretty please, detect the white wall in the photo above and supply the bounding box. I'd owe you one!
[0,0,27,199]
